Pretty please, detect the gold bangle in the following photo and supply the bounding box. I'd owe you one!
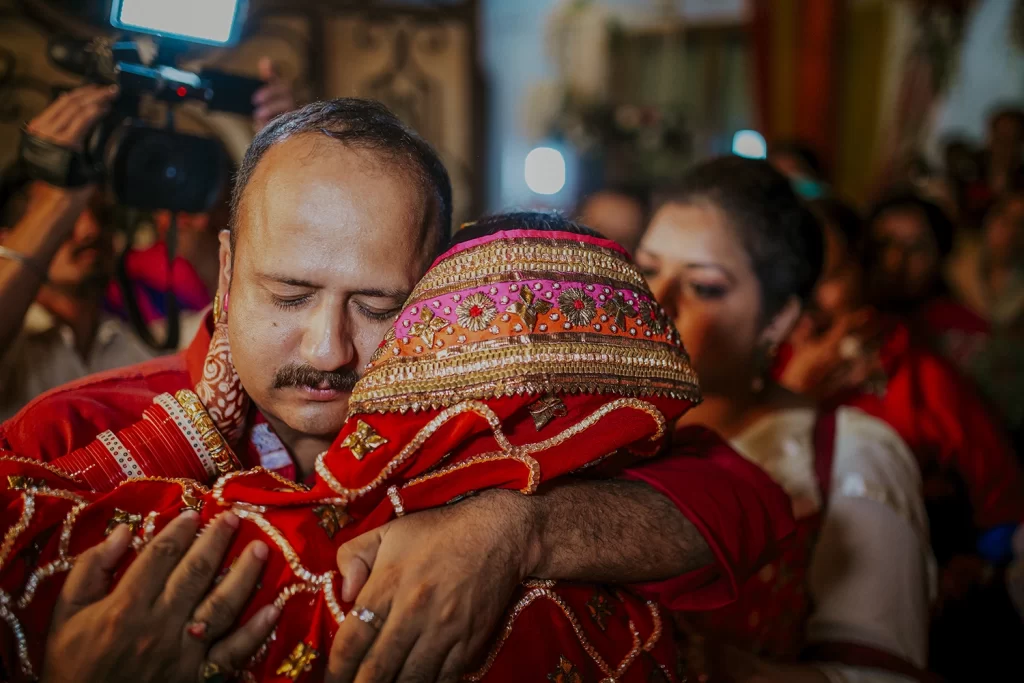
[174,389,240,476]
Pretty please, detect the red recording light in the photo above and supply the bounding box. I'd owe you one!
[176,86,187,97]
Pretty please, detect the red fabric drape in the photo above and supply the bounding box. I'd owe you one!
[749,0,845,171]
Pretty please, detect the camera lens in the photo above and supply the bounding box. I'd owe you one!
[107,125,226,212]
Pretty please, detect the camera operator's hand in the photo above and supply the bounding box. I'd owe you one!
[0,86,118,357]
[252,58,295,131]
[26,84,119,152]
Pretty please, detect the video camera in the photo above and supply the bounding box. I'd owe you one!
[20,0,260,213]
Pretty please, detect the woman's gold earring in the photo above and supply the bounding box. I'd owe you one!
[751,340,780,393]
[213,291,223,325]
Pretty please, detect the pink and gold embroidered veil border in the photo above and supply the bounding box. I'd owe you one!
[350,230,700,416]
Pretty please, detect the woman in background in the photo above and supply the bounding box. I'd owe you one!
[637,157,933,682]
[779,197,1024,682]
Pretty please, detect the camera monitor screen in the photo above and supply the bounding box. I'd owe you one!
[110,0,245,47]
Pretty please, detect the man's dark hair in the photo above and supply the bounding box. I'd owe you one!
[867,192,955,258]
[663,156,824,322]
[230,98,453,258]
[769,139,826,180]
[448,211,602,250]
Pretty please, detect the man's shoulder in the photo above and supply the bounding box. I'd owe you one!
[0,353,192,461]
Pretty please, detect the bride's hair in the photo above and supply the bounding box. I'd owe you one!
[448,211,604,249]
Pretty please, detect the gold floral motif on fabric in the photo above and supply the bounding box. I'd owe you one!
[275,642,318,681]
[455,292,498,332]
[557,288,598,328]
[506,287,552,331]
[603,292,636,329]
[547,656,583,683]
[370,326,397,364]
[105,508,143,535]
[528,395,568,430]
[180,487,204,513]
[6,476,45,491]
[586,590,615,631]
[313,504,349,538]
[409,307,451,348]
[339,420,388,460]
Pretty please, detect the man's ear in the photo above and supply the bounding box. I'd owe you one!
[759,296,803,350]
[218,229,232,297]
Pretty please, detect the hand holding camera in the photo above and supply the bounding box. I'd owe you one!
[26,85,119,153]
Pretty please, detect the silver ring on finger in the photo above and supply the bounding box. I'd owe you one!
[350,605,384,631]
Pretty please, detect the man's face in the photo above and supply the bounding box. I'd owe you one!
[985,196,1024,267]
[864,208,939,309]
[46,206,111,292]
[222,135,435,443]
[991,115,1024,154]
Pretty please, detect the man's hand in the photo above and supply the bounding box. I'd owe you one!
[26,84,118,152]
[327,490,537,683]
[252,58,296,131]
[18,84,119,232]
[41,511,279,683]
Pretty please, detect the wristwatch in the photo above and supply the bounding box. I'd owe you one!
[18,129,101,188]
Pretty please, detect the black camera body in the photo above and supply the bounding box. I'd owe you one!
[21,36,262,213]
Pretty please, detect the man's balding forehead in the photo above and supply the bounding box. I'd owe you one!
[231,135,446,261]
[229,98,452,257]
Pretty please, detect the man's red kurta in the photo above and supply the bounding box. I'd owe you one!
[0,317,794,610]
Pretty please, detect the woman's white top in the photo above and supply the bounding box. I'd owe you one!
[731,406,935,683]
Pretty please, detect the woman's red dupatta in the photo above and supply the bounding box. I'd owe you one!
[0,228,700,682]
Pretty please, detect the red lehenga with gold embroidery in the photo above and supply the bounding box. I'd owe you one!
[0,229,704,682]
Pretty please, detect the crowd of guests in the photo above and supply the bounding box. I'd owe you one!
[1,82,1023,680]
[573,112,1024,681]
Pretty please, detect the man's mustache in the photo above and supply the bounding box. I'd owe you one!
[272,364,359,392]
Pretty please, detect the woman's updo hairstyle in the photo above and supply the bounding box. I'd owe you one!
[664,156,824,323]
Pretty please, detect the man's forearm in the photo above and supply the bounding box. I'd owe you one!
[512,478,715,584]
[0,186,87,355]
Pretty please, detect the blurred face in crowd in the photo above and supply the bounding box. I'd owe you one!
[0,183,111,296]
[44,206,111,293]
[578,191,646,254]
[990,114,1024,160]
[864,207,940,309]
[152,184,232,237]
[985,195,1024,266]
[637,201,789,396]
[221,135,436,443]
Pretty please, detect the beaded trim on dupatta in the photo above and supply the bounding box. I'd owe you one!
[348,230,701,415]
